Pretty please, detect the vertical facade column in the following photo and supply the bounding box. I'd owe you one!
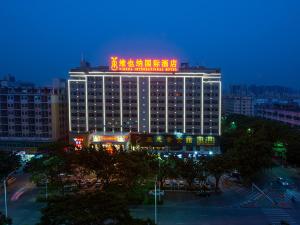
[165,77,168,133]
[219,81,222,135]
[148,77,151,133]
[67,80,72,131]
[102,76,106,133]
[183,77,186,133]
[201,77,204,135]
[85,76,88,132]
[137,76,140,132]
[120,76,123,133]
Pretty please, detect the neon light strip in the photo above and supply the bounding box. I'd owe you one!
[148,77,151,133]
[67,80,71,131]
[120,76,123,133]
[137,76,140,132]
[102,77,106,133]
[71,73,220,77]
[183,77,186,133]
[201,77,204,134]
[165,77,168,133]
[85,76,88,132]
[219,81,222,135]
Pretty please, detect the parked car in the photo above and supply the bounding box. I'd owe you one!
[6,176,16,185]
[149,189,165,196]
[178,180,186,188]
[63,183,78,192]
[195,190,211,197]
[95,181,101,188]
[193,178,200,186]
[164,179,172,187]
[277,177,289,186]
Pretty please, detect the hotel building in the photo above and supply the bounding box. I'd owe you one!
[68,58,221,152]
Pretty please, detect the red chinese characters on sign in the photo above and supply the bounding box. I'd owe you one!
[73,137,84,150]
[110,56,178,72]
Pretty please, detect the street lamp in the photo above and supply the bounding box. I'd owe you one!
[154,176,157,225]
[157,153,163,202]
[3,170,15,217]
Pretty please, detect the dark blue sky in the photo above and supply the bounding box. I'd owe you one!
[0,0,299,89]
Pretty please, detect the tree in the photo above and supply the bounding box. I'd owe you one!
[153,155,179,186]
[0,151,21,180]
[207,155,230,192]
[116,151,152,189]
[177,158,197,189]
[37,192,154,225]
[285,130,300,166]
[25,151,74,195]
[228,129,273,184]
[0,211,12,225]
[194,157,209,187]
[76,147,117,190]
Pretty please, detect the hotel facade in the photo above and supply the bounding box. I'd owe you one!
[68,57,221,152]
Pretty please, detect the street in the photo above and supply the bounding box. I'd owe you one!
[0,165,300,225]
[0,173,44,225]
[131,191,300,225]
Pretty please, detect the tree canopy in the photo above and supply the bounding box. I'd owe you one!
[0,151,21,180]
[0,211,12,225]
[37,192,154,225]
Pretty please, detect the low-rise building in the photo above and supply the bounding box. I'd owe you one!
[255,102,300,127]
[223,95,254,116]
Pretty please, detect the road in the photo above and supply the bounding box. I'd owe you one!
[131,191,300,225]
[131,205,269,225]
[0,173,44,225]
[0,165,299,225]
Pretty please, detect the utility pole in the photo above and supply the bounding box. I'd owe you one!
[155,177,157,225]
[45,178,48,200]
[3,179,7,217]
[158,154,161,202]
[3,170,15,217]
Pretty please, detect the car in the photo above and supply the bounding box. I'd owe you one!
[178,180,186,188]
[63,183,78,192]
[195,190,211,197]
[164,179,172,187]
[277,177,289,186]
[95,181,101,188]
[193,178,200,185]
[148,189,165,196]
[6,176,16,185]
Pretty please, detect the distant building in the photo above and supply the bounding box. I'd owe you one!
[68,57,222,154]
[223,96,254,116]
[256,102,300,127]
[228,84,300,99]
[0,76,68,152]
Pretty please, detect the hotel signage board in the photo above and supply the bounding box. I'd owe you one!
[110,56,178,72]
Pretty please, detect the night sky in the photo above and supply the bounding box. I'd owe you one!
[0,0,299,89]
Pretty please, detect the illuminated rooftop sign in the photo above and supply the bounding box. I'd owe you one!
[110,56,178,72]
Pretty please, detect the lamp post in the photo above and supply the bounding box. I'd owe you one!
[154,176,157,225]
[45,177,48,200]
[3,170,15,217]
[158,153,162,202]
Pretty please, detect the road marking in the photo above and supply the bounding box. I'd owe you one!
[262,208,298,225]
